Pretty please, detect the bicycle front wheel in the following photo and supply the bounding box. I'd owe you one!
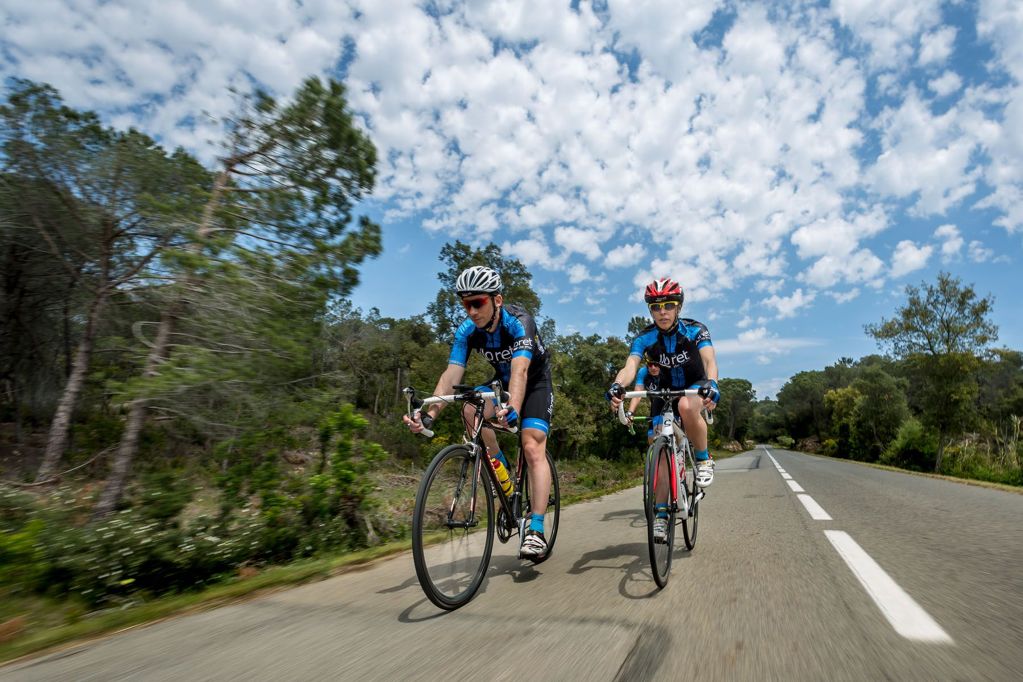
[521,450,560,563]
[412,445,494,610]
[681,445,699,550]
[644,437,676,588]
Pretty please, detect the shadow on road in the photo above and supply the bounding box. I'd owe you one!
[568,542,662,600]
[600,508,646,527]
[397,598,451,623]
[388,550,549,621]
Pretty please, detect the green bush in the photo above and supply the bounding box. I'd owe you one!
[775,435,794,448]
[881,418,937,471]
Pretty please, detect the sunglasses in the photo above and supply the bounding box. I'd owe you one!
[648,301,679,312]
[461,296,490,311]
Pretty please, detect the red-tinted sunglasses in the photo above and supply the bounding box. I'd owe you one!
[461,296,490,311]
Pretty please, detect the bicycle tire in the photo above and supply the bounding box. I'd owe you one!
[644,437,675,588]
[520,450,560,563]
[681,442,699,550]
[412,444,494,610]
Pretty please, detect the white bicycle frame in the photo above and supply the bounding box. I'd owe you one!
[617,389,708,515]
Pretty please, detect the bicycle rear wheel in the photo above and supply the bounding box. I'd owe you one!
[520,450,560,563]
[681,444,699,550]
[644,437,676,588]
[412,445,494,610]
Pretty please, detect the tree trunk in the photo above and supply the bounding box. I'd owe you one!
[36,293,106,481]
[93,306,174,518]
[934,429,946,472]
[95,168,230,515]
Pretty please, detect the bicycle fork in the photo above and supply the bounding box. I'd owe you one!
[446,447,485,531]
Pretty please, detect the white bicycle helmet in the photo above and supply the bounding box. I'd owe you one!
[455,265,502,296]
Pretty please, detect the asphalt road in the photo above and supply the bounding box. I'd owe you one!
[4,447,1022,680]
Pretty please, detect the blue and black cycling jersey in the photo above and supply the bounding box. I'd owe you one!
[629,318,712,389]
[448,303,551,387]
[635,366,663,390]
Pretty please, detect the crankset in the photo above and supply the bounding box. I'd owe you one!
[496,509,513,543]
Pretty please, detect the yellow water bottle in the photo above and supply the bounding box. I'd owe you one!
[489,452,514,497]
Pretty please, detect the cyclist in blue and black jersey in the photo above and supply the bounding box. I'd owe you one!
[607,278,720,491]
[625,359,663,445]
[403,265,554,559]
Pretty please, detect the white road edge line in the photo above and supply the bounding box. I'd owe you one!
[797,494,832,520]
[824,530,953,643]
[781,473,793,480]
[786,480,805,493]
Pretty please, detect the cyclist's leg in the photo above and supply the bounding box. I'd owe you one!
[519,378,553,519]
[649,397,669,504]
[518,378,553,557]
[678,388,713,486]
[677,393,707,453]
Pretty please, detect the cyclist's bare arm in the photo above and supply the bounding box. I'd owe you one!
[698,346,719,411]
[627,385,645,417]
[498,356,529,423]
[430,364,466,416]
[610,355,643,410]
[403,364,465,432]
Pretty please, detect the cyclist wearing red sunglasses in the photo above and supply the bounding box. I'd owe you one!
[607,278,719,497]
[403,265,554,559]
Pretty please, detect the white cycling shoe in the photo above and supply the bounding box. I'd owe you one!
[652,517,669,543]
[695,459,715,488]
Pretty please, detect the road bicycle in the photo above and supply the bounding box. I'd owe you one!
[615,388,710,588]
[404,382,560,610]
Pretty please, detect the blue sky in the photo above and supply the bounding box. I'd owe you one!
[4,0,1021,398]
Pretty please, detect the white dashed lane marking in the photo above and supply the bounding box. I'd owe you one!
[762,446,952,644]
[825,530,953,643]
[797,493,833,520]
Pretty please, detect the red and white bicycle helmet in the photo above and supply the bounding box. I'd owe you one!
[644,278,683,305]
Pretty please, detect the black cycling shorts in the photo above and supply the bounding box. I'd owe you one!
[490,371,553,435]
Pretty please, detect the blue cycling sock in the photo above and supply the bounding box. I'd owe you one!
[656,503,669,519]
[529,513,545,533]
[696,449,710,461]
[494,450,510,470]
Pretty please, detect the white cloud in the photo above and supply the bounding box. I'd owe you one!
[890,240,933,277]
[934,224,963,260]
[554,226,603,261]
[4,0,1020,329]
[918,26,957,65]
[605,243,645,268]
[829,288,861,303]
[714,326,820,357]
[831,0,944,68]
[867,90,981,216]
[567,263,600,282]
[1,0,355,159]
[975,0,1023,232]
[501,237,558,269]
[967,240,994,262]
[763,288,816,319]
[800,249,885,289]
[928,71,962,97]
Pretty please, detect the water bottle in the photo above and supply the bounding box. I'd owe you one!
[489,453,514,497]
